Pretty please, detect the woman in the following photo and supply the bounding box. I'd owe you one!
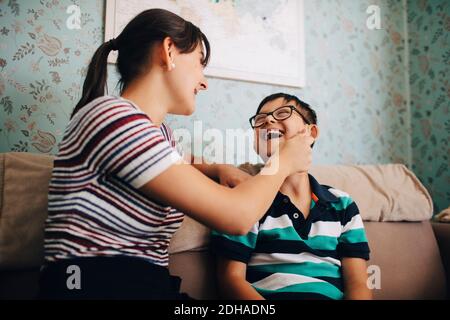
[38,8,314,299]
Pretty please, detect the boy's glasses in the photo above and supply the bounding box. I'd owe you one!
[249,105,310,129]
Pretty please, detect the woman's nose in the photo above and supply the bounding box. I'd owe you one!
[199,77,208,91]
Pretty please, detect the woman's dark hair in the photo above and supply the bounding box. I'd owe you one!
[256,92,317,125]
[71,8,210,118]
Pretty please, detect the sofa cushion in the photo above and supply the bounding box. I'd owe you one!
[0,152,53,270]
[309,164,433,222]
[169,216,210,254]
[432,222,450,298]
[169,222,447,300]
[365,221,446,299]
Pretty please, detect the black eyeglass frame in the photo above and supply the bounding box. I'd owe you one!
[249,105,311,129]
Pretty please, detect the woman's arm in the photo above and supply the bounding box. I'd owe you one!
[139,135,314,235]
[139,158,289,235]
[341,257,373,300]
[186,154,219,179]
[188,154,252,187]
[216,256,264,300]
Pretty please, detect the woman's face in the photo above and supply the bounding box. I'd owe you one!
[253,97,312,162]
[166,43,208,115]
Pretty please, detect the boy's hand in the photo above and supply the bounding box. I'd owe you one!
[216,164,252,188]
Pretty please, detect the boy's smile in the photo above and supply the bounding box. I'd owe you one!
[262,128,285,141]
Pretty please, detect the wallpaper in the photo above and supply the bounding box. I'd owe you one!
[408,0,449,213]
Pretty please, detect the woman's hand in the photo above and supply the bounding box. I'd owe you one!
[270,134,314,176]
[216,164,252,188]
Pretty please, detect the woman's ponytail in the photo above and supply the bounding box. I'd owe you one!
[71,40,116,118]
[71,9,210,119]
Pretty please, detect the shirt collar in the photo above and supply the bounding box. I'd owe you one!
[308,174,340,204]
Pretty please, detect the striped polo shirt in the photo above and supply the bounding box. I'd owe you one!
[211,174,370,300]
[44,95,183,267]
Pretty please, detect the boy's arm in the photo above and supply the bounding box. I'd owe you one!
[216,256,265,300]
[341,257,372,300]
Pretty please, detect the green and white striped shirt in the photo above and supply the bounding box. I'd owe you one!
[211,174,370,300]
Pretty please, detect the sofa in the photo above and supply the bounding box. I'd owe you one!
[0,152,449,300]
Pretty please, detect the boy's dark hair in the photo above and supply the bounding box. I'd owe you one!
[256,93,317,125]
[72,8,210,118]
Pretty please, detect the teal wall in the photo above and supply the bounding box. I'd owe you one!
[408,0,449,213]
[0,0,448,213]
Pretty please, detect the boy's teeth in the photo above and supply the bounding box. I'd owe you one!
[265,130,283,140]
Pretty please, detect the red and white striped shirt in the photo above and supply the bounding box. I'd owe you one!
[45,96,183,267]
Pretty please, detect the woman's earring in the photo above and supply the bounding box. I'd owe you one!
[171,62,176,69]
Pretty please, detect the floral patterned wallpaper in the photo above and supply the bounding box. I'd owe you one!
[0,0,448,213]
[0,0,103,153]
[408,0,449,213]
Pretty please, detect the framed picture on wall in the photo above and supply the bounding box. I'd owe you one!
[105,0,305,87]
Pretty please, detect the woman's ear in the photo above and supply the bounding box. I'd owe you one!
[309,124,320,140]
[161,37,175,70]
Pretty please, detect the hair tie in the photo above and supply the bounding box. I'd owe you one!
[109,38,118,51]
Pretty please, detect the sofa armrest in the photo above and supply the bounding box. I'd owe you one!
[432,222,450,298]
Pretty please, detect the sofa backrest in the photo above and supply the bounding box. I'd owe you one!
[239,162,434,222]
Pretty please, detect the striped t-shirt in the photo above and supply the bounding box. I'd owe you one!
[44,96,183,267]
[211,174,370,300]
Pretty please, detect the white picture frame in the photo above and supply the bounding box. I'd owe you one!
[104,0,305,88]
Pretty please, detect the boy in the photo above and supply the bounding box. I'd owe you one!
[211,93,372,300]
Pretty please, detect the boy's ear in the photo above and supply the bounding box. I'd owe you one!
[309,124,319,140]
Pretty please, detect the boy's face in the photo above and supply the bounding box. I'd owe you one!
[253,97,318,162]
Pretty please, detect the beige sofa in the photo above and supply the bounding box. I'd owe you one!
[0,152,449,300]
